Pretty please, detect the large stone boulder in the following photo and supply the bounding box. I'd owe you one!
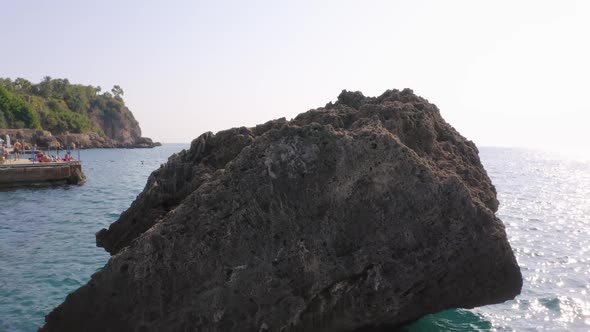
[1,129,60,149]
[54,133,159,149]
[33,130,60,149]
[41,89,522,332]
[130,136,159,149]
[55,132,116,148]
[0,128,37,146]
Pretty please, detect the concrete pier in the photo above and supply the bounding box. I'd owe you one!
[0,162,85,189]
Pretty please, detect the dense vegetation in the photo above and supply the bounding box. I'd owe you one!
[0,77,127,134]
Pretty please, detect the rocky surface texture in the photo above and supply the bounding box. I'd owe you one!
[88,103,143,146]
[41,89,522,332]
[0,129,159,149]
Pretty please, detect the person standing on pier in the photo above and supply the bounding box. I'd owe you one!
[13,141,22,160]
[0,144,7,164]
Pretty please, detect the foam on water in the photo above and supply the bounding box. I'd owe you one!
[1,146,589,331]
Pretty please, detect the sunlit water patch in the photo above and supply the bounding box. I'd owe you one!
[406,147,590,331]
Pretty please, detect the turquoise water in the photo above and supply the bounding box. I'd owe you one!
[0,144,189,332]
[1,146,589,331]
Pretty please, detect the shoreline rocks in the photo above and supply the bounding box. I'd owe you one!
[0,129,160,149]
[41,89,522,332]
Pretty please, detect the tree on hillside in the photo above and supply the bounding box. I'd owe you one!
[111,85,124,100]
[0,85,41,129]
[14,78,32,94]
[0,78,13,91]
[0,76,131,134]
[51,78,71,99]
[36,76,53,98]
[64,85,90,113]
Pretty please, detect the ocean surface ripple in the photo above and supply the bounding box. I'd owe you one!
[404,148,590,331]
[1,146,589,331]
[0,144,188,332]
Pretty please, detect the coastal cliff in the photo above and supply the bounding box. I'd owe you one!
[0,77,159,148]
[41,89,522,331]
[0,129,159,149]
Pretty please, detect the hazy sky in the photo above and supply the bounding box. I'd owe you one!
[1,0,588,149]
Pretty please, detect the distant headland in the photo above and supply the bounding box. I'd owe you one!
[0,77,160,149]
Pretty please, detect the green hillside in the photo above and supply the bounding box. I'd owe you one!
[0,77,129,135]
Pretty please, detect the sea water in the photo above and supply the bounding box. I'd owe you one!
[0,146,589,331]
[404,148,590,331]
[0,144,189,331]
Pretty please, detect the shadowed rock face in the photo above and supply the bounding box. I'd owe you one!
[41,89,522,332]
